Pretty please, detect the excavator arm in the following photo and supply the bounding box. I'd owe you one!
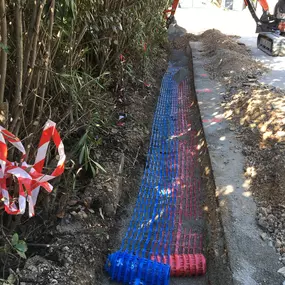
[164,0,180,27]
[244,0,262,23]
[244,0,278,31]
[257,0,269,11]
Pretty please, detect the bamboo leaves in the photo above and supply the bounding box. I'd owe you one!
[1,0,169,170]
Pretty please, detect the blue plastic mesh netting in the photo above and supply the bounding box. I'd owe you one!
[105,62,206,285]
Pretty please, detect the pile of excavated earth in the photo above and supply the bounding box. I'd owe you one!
[181,28,285,269]
[171,29,266,85]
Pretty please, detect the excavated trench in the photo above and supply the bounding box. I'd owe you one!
[101,35,233,285]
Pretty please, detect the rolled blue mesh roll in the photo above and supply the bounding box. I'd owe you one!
[105,251,170,285]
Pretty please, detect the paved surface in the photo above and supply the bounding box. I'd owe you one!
[175,6,256,36]
[175,5,285,89]
[238,36,285,89]
[191,41,284,285]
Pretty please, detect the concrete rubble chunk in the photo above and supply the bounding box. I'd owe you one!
[278,267,285,277]
[260,232,267,241]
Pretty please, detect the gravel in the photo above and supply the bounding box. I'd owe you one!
[257,205,285,263]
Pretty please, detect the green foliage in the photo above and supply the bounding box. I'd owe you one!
[76,128,106,177]
[0,43,9,53]
[0,273,17,285]
[11,233,27,259]
[3,0,169,217]
[5,0,169,145]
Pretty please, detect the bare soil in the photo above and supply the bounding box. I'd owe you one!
[200,29,285,269]
[223,85,285,263]
[169,33,200,49]
[224,86,285,205]
[200,29,266,86]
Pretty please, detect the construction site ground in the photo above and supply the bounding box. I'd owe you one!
[191,39,283,285]
[175,5,285,89]
[170,4,285,285]
[100,8,285,285]
[21,5,285,285]
[100,6,285,285]
[6,3,285,285]
[102,25,231,285]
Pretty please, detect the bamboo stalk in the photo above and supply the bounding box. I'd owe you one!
[30,67,41,125]
[71,24,88,67]
[14,0,23,112]
[23,0,39,77]
[10,0,24,133]
[22,0,45,101]
[0,0,7,104]
[38,0,54,117]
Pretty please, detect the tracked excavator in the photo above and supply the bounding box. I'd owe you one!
[245,0,285,56]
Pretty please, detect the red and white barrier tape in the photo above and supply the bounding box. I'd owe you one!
[0,120,65,217]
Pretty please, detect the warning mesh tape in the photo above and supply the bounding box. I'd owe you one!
[105,63,206,285]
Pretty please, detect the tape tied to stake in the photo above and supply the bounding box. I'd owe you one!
[0,120,66,217]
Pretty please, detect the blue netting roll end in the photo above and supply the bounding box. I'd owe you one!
[105,251,170,285]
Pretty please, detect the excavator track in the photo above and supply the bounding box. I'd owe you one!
[257,32,285,56]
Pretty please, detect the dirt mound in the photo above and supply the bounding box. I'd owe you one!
[227,87,285,146]
[224,84,285,263]
[201,29,246,54]
[205,49,262,84]
[225,86,285,204]
[201,29,266,85]
[170,33,199,50]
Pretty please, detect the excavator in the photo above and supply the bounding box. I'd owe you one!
[165,0,285,56]
[244,0,285,56]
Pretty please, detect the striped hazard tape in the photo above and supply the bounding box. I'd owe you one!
[0,120,65,217]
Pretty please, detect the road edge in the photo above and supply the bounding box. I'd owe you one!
[190,41,284,285]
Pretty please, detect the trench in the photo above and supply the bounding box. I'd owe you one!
[101,34,233,285]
